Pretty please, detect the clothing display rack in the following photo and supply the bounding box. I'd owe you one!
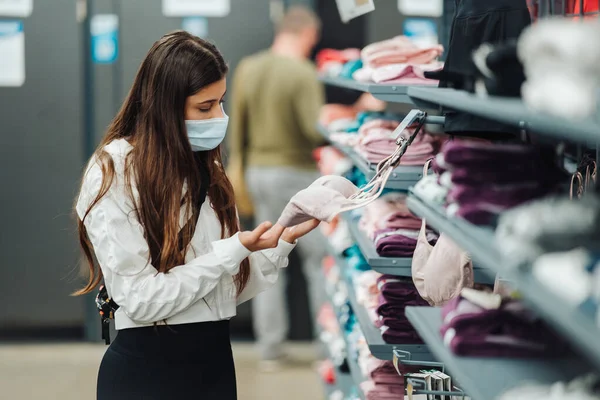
[316,2,600,399]
[318,124,424,190]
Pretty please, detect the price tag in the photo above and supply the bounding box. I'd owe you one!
[162,0,230,17]
[398,0,442,17]
[335,0,375,23]
[0,0,32,18]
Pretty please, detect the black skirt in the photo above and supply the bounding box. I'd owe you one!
[97,320,236,400]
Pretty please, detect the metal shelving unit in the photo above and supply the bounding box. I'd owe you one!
[323,298,365,400]
[323,253,366,399]
[407,87,600,146]
[319,76,423,103]
[328,244,430,361]
[406,194,600,371]
[405,307,591,400]
[322,371,355,400]
[317,124,423,190]
[342,213,413,275]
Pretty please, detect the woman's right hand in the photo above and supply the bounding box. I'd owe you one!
[238,222,285,252]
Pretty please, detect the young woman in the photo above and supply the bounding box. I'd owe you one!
[74,31,320,400]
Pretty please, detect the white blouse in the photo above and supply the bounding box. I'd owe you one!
[76,139,295,330]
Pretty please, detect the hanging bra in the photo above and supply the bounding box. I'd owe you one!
[277,114,430,227]
[411,160,474,306]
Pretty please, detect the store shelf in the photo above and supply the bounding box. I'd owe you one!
[405,195,499,283]
[319,330,364,399]
[319,76,418,103]
[328,245,431,361]
[407,87,600,146]
[342,212,412,275]
[317,124,423,190]
[405,307,591,400]
[406,194,600,371]
[323,264,366,399]
[321,364,355,399]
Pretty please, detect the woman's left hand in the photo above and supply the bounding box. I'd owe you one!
[280,219,321,244]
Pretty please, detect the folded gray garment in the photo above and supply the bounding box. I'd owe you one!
[495,194,600,265]
[277,175,359,227]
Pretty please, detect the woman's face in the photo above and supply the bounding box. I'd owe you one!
[184,78,227,121]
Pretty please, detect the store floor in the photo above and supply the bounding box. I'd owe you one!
[0,341,323,400]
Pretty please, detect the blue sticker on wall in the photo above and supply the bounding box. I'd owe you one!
[90,14,119,64]
[403,18,438,47]
[182,16,208,38]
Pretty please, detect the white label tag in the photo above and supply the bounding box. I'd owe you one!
[0,0,32,17]
[335,0,375,23]
[398,0,442,17]
[0,20,25,87]
[162,0,230,17]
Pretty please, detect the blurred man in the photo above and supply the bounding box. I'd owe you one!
[227,5,326,371]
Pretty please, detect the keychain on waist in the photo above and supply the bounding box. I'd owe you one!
[95,285,120,345]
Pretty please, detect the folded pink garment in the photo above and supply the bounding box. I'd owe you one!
[354,121,440,164]
[359,193,422,239]
[361,36,415,60]
[356,136,436,164]
[366,47,443,68]
[371,62,444,83]
[352,66,375,82]
[277,175,358,227]
[356,134,437,165]
[360,381,406,400]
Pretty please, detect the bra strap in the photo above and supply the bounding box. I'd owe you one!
[570,171,583,200]
[418,158,434,232]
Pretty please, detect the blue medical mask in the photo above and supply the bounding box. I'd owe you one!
[185,106,229,151]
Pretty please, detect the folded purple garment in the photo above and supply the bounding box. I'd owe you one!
[380,317,414,330]
[373,229,420,257]
[447,184,553,209]
[451,167,564,186]
[442,140,537,166]
[379,288,427,304]
[441,295,568,357]
[454,204,498,225]
[372,373,405,385]
[445,333,552,357]
[381,327,423,344]
[376,300,426,318]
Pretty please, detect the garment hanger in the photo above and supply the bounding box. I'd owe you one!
[339,110,429,212]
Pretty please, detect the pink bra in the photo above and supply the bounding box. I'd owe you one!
[411,161,474,306]
[277,175,359,227]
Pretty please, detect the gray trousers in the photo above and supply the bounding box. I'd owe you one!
[246,166,327,360]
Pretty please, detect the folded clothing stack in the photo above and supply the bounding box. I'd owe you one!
[313,146,353,177]
[358,193,433,257]
[532,248,600,323]
[328,115,443,166]
[319,103,359,127]
[353,36,444,85]
[498,374,600,400]
[377,275,429,344]
[316,47,361,77]
[441,289,567,357]
[436,139,565,225]
[518,18,600,119]
[352,269,428,344]
[355,119,442,165]
[359,360,410,400]
[495,194,600,265]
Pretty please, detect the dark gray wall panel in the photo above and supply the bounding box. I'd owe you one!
[0,0,85,327]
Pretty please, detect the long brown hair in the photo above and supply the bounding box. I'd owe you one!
[74,31,250,296]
